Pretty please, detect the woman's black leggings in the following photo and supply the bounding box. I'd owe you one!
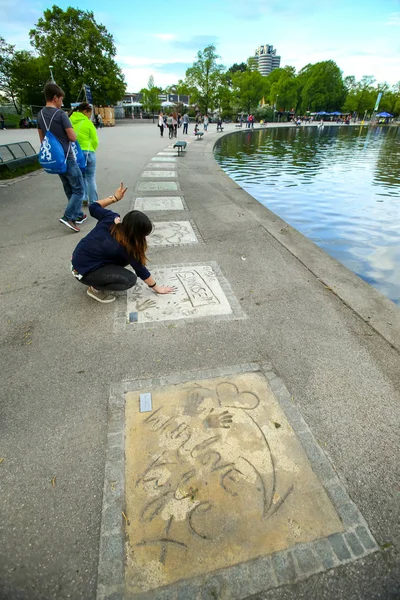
[80,265,137,291]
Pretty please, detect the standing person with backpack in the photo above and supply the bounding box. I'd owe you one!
[69,103,99,207]
[37,82,85,233]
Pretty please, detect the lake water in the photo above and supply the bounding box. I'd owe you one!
[214,125,400,304]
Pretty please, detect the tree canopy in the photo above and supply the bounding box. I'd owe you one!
[29,5,126,105]
[185,45,225,113]
[140,76,161,122]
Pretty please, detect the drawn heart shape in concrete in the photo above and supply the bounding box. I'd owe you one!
[216,382,259,410]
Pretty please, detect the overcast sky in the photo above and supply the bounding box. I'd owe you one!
[2,0,400,91]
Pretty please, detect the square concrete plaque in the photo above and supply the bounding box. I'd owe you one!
[146,162,176,169]
[151,157,176,162]
[157,151,177,156]
[142,171,176,178]
[137,181,179,191]
[133,197,185,211]
[124,371,343,593]
[148,221,198,247]
[126,264,233,324]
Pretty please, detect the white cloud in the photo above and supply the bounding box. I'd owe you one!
[122,67,185,91]
[152,33,175,41]
[386,12,400,25]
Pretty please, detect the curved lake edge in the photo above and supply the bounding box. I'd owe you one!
[202,125,400,351]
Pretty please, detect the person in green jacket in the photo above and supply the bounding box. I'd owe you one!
[69,103,99,206]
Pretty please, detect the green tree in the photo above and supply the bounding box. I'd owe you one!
[29,5,126,106]
[232,68,265,113]
[342,76,376,116]
[214,73,234,117]
[269,66,298,112]
[0,38,48,113]
[228,62,247,74]
[140,76,161,122]
[185,44,225,113]
[0,37,21,113]
[298,60,346,112]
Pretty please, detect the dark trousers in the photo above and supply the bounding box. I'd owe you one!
[80,265,137,291]
[183,122,188,134]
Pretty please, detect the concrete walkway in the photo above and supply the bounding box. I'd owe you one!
[0,121,399,600]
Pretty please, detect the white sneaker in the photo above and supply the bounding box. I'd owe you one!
[87,287,116,303]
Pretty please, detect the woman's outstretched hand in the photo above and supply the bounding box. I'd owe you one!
[113,181,128,202]
[153,285,177,294]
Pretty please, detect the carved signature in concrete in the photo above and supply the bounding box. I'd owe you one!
[133,381,293,565]
[176,270,220,307]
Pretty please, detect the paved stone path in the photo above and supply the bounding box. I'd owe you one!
[0,121,399,600]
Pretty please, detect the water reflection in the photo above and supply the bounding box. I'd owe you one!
[215,126,400,304]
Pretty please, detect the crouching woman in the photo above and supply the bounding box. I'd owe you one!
[71,182,175,303]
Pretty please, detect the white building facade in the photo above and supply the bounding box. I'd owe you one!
[254,45,281,76]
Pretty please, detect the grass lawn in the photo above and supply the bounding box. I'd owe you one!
[0,162,42,181]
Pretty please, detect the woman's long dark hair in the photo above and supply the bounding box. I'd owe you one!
[110,211,153,265]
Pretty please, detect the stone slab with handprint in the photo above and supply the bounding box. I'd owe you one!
[124,371,343,594]
[147,222,198,247]
[126,264,232,324]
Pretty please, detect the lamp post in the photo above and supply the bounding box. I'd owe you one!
[49,65,55,82]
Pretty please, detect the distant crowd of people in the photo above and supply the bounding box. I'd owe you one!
[156,111,224,137]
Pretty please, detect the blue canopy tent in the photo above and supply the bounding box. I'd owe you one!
[330,111,342,115]
[376,112,393,117]
[316,111,329,115]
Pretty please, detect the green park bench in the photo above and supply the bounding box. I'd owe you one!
[0,142,38,173]
[173,140,187,155]
[195,132,204,140]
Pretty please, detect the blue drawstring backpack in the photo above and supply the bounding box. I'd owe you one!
[39,109,69,174]
[71,140,87,172]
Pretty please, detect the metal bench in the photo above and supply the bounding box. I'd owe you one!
[0,142,38,172]
[216,126,224,132]
[194,132,204,140]
[173,140,187,155]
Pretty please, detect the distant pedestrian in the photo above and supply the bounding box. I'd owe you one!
[203,114,209,131]
[71,182,177,303]
[69,102,99,207]
[182,112,189,134]
[216,117,223,132]
[167,113,173,139]
[158,111,164,137]
[172,112,178,137]
[0,113,5,130]
[37,82,85,233]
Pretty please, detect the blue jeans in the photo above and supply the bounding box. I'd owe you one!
[83,152,98,204]
[58,157,85,221]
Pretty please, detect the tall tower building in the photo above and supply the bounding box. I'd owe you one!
[254,44,281,76]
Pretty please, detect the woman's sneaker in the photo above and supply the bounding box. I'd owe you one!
[87,287,116,303]
[59,216,80,232]
[75,213,87,224]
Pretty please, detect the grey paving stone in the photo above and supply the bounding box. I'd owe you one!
[292,545,322,574]
[325,483,352,508]
[270,550,297,585]
[328,533,351,560]
[356,525,378,551]
[345,531,365,557]
[337,502,363,527]
[312,538,338,569]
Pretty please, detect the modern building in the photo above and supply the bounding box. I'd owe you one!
[253,45,281,76]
